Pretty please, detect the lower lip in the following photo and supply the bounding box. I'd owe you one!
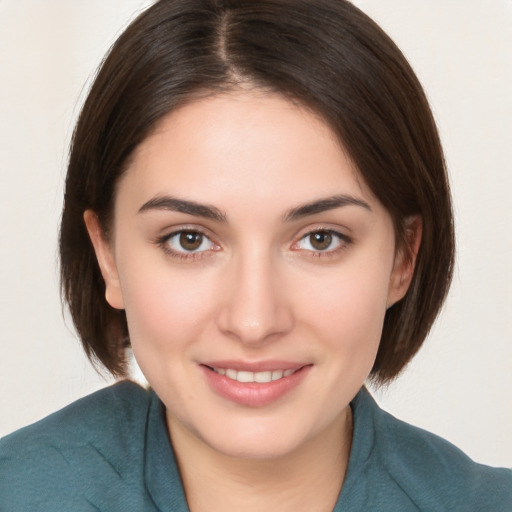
[201,365,311,407]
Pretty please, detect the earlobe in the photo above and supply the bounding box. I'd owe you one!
[387,216,422,308]
[83,210,125,310]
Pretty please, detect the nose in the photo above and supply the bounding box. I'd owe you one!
[216,248,294,346]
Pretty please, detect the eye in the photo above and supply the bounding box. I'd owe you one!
[164,230,217,254]
[295,230,350,253]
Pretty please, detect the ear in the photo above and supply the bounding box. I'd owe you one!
[83,210,125,310]
[387,215,422,308]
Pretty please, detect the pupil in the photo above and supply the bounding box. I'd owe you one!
[311,231,332,250]
[180,232,202,251]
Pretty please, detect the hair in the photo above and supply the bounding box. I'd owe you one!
[60,0,454,383]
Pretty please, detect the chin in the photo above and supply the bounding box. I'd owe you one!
[172,409,310,461]
[206,431,305,461]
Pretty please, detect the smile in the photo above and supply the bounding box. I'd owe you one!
[202,363,311,407]
[211,367,297,383]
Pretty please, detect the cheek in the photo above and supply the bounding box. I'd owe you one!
[301,256,393,352]
[118,261,217,351]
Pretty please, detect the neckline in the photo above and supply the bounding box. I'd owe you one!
[143,386,377,511]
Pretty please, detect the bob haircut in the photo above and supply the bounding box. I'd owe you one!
[60,0,454,384]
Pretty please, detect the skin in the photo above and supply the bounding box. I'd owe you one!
[85,90,420,512]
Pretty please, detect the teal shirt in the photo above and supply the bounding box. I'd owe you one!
[1,381,511,511]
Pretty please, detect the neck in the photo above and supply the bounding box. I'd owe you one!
[167,407,353,512]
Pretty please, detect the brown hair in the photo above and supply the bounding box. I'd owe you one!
[60,0,454,383]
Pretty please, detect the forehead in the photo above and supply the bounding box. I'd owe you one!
[118,90,379,214]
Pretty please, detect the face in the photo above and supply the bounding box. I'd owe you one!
[86,91,416,460]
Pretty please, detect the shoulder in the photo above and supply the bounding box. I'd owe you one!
[364,391,512,511]
[0,380,151,457]
[0,380,153,511]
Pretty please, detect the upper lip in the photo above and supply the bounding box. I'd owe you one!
[201,360,307,372]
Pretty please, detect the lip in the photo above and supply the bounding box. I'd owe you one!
[201,360,304,372]
[200,361,311,407]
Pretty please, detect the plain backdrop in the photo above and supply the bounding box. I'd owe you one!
[0,0,511,467]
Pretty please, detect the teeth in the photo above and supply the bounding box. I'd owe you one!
[213,367,297,383]
[271,370,283,381]
[254,371,272,383]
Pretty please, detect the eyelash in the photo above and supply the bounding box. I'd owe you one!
[293,229,352,259]
[155,229,219,261]
[155,228,352,262]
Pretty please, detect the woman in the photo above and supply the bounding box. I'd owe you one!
[1,0,510,510]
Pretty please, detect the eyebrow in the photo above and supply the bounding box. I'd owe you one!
[283,194,371,222]
[138,196,227,222]
[138,193,370,223]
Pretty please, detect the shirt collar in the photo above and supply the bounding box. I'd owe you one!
[144,390,190,512]
[143,386,378,511]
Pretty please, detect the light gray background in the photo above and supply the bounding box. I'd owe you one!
[1,0,511,467]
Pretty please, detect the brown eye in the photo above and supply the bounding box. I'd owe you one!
[295,229,350,254]
[164,230,216,255]
[179,231,203,251]
[309,231,333,251]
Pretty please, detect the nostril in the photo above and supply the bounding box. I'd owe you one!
[215,266,294,344]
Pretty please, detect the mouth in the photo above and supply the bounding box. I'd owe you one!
[200,362,311,407]
[205,366,299,384]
